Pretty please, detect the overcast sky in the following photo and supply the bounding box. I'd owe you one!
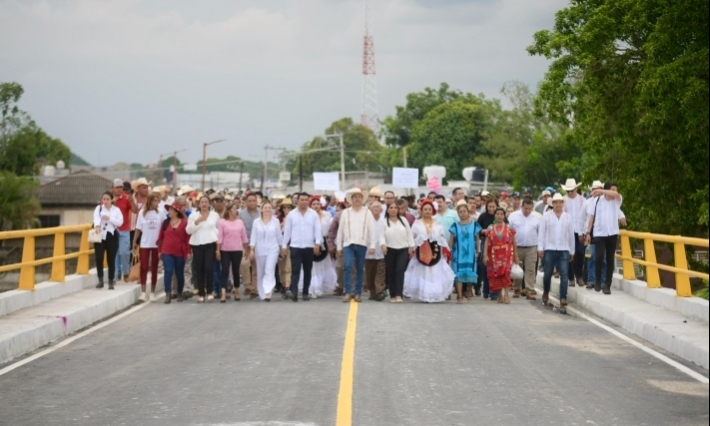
[0,0,568,166]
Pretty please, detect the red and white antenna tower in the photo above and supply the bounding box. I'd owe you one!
[361,0,380,134]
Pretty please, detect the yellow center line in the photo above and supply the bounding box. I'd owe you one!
[335,300,359,426]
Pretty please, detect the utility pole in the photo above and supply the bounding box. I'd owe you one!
[238,161,244,194]
[201,139,225,190]
[298,154,303,192]
[339,133,345,190]
[171,149,186,191]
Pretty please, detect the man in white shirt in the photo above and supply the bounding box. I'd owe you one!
[365,202,387,301]
[538,193,576,311]
[337,189,376,302]
[561,179,586,287]
[585,182,623,294]
[508,198,541,300]
[578,181,624,290]
[281,193,323,301]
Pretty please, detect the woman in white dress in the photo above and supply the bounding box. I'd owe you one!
[403,200,455,303]
[299,196,338,297]
[249,203,283,301]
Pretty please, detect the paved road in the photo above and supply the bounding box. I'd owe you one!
[0,294,708,426]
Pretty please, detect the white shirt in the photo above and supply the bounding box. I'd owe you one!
[93,205,124,240]
[135,209,163,248]
[336,207,377,251]
[186,211,220,246]
[563,194,585,234]
[538,210,575,254]
[578,197,626,236]
[282,208,323,249]
[588,196,622,237]
[249,217,283,256]
[508,210,541,247]
[379,216,415,250]
[366,216,386,259]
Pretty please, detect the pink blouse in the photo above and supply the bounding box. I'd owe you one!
[217,219,249,252]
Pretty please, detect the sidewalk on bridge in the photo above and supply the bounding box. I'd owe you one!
[0,269,164,365]
[535,272,709,370]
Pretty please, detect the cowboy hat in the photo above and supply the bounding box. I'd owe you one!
[280,197,294,207]
[548,192,565,207]
[454,199,469,210]
[177,184,194,196]
[131,177,150,191]
[367,186,383,198]
[346,188,365,204]
[589,180,604,190]
[480,190,491,197]
[561,178,582,192]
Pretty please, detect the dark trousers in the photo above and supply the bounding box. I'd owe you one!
[593,235,618,288]
[94,231,118,282]
[162,254,185,295]
[290,247,314,296]
[385,247,409,298]
[220,251,243,291]
[192,243,216,297]
[568,233,585,282]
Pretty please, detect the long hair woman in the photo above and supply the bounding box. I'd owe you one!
[482,208,518,304]
[449,201,483,303]
[477,198,499,300]
[157,202,190,303]
[134,193,163,302]
[249,203,283,301]
[217,202,249,303]
[403,200,455,303]
[93,191,123,290]
[186,196,220,303]
[380,202,415,303]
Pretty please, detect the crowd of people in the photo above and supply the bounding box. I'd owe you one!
[92,177,625,312]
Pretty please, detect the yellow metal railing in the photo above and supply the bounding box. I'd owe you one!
[617,230,709,297]
[0,224,94,290]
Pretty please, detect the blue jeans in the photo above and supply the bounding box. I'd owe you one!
[343,244,367,295]
[114,231,131,280]
[543,250,570,300]
[586,244,607,285]
[213,258,222,295]
[162,255,185,295]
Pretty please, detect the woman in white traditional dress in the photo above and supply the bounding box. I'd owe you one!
[299,196,338,297]
[403,199,455,303]
[249,203,282,301]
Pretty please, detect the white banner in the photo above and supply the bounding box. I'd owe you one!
[313,172,340,191]
[392,167,419,189]
[279,171,291,182]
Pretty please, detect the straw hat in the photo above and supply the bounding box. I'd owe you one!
[561,178,582,192]
[589,180,604,190]
[547,192,565,207]
[367,186,383,199]
[177,184,194,196]
[455,200,469,210]
[131,177,150,191]
[280,197,294,207]
[346,188,365,204]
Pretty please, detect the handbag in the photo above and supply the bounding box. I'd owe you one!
[510,263,524,280]
[127,249,141,282]
[87,228,102,243]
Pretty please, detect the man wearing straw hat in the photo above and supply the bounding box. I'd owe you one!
[562,178,586,287]
[538,193,576,312]
[337,188,377,302]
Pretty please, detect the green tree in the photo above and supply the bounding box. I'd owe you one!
[528,0,709,236]
[294,117,382,176]
[0,171,40,230]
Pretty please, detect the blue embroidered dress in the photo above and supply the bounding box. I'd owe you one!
[449,221,482,284]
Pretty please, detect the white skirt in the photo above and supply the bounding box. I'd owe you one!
[298,256,338,297]
[403,259,455,303]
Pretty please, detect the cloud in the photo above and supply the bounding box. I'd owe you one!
[0,0,568,165]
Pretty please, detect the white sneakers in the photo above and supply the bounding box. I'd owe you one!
[149,292,157,302]
[207,295,215,302]
[139,292,147,302]
[138,292,158,303]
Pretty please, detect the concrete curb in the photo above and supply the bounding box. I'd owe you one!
[0,271,165,365]
[535,273,709,370]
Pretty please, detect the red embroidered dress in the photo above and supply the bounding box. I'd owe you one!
[485,224,516,292]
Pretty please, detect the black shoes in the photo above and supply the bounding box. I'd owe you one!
[603,286,611,295]
[586,283,595,290]
[302,295,311,301]
[95,282,104,289]
[108,281,115,290]
[594,283,602,292]
[290,292,298,302]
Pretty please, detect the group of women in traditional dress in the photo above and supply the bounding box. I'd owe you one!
[95,188,520,305]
